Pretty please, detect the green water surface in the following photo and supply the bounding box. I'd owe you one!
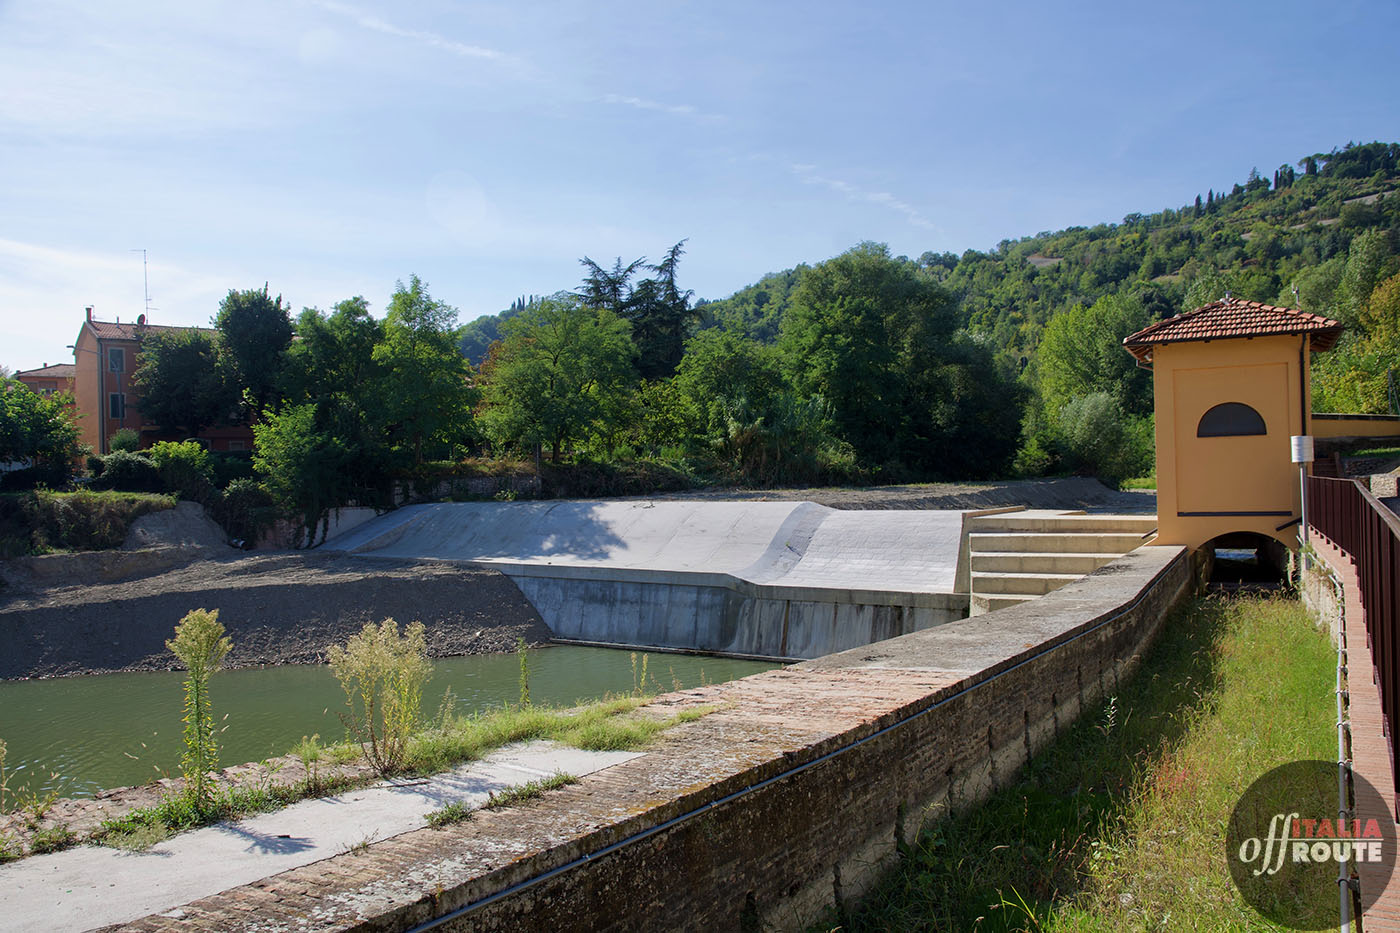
[0,647,775,799]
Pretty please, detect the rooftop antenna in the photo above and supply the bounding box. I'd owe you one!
[129,248,154,318]
[1292,284,1301,309]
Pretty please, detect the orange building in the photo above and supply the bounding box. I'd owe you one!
[13,362,76,397]
[1123,298,1345,552]
[69,308,254,454]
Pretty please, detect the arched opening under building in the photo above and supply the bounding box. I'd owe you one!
[1203,530,1289,592]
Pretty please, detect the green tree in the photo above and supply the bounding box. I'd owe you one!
[372,277,478,470]
[282,297,383,405]
[1035,294,1152,417]
[280,297,392,505]
[213,285,293,412]
[630,241,697,380]
[1054,392,1153,487]
[0,379,81,485]
[671,329,786,444]
[1337,229,1398,324]
[778,242,1016,476]
[578,255,646,313]
[579,243,696,380]
[480,295,635,462]
[1313,272,1400,414]
[252,402,352,546]
[779,243,944,464]
[1281,257,1346,315]
[132,329,237,439]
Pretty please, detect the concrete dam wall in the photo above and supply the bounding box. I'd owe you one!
[326,500,971,659]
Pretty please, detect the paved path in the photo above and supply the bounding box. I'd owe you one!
[0,742,640,933]
[328,500,966,594]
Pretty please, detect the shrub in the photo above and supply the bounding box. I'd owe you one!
[211,451,254,489]
[1054,393,1154,488]
[166,609,232,807]
[1012,434,1056,477]
[0,464,69,492]
[210,478,278,543]
[92,450,160,492]
[8,489,175,552]
[147,440,214,501]
[327,619,432,776]
[108,428,141,453]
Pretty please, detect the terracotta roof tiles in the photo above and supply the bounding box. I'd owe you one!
[14,363,76,378]
[1122,298,1343,363]
[85,320,212,340]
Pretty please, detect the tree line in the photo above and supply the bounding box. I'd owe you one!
[4,140,1398,530]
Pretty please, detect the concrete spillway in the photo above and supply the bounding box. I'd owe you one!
[326,500,970,660]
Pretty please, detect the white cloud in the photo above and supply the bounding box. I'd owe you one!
[599,93,722,122]
[789,163,936,231]
[310,0,511,63]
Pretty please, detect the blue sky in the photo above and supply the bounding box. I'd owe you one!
[3,0,1397,370]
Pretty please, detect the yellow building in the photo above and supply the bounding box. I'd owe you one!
[1123,298,1343,552]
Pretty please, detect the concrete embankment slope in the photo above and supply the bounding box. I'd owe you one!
[327,500,970,659]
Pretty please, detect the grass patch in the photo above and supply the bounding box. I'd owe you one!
[1119,476,1157,490]
[0,489,175,556]
[821,595,1335,932]
[483,773,578,810]
[85,695,709,854]
[26,823,76,855]
[93,780,304,851]
[1350,445,1400,459]
[425,801,474,828]
[403,695,686,774]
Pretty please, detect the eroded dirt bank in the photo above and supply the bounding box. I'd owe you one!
[0,551,551,680]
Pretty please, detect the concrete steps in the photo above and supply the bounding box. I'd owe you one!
[970,594,1035,614]
[968,531,1148,553]
[971,513,1158,534]
[969,551,1122,574]
[969,570,1082,595]
[965,510,1157,616]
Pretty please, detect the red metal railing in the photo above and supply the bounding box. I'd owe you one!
[1308,475,1400,797]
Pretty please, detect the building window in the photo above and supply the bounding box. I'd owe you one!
[108,347,124,373]
[109,393,125,419]
[1197,402,1267,437]
[227,440,246,451]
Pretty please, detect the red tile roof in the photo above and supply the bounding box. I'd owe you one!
[14,363,76,378]
[85,319,212,341]
[1122,298,1343,363]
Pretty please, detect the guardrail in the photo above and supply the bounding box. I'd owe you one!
[1308,475,1400,812]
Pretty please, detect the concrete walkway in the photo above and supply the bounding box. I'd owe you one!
[0,742,640,933]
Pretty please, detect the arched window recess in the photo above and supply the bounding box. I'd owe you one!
[1197,402,1267,437]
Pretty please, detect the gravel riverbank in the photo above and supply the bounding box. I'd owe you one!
[0,551,551,680]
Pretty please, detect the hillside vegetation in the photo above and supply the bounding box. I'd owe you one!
[457,141,1400,486]
[10,144,1397,536]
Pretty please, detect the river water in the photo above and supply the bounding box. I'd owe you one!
[0,647,775,800]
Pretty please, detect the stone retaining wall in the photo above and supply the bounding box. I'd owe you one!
[114,544,1193,932]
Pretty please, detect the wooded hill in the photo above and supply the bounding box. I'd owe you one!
[443,141,1399,488]
[695,141,1400,366]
